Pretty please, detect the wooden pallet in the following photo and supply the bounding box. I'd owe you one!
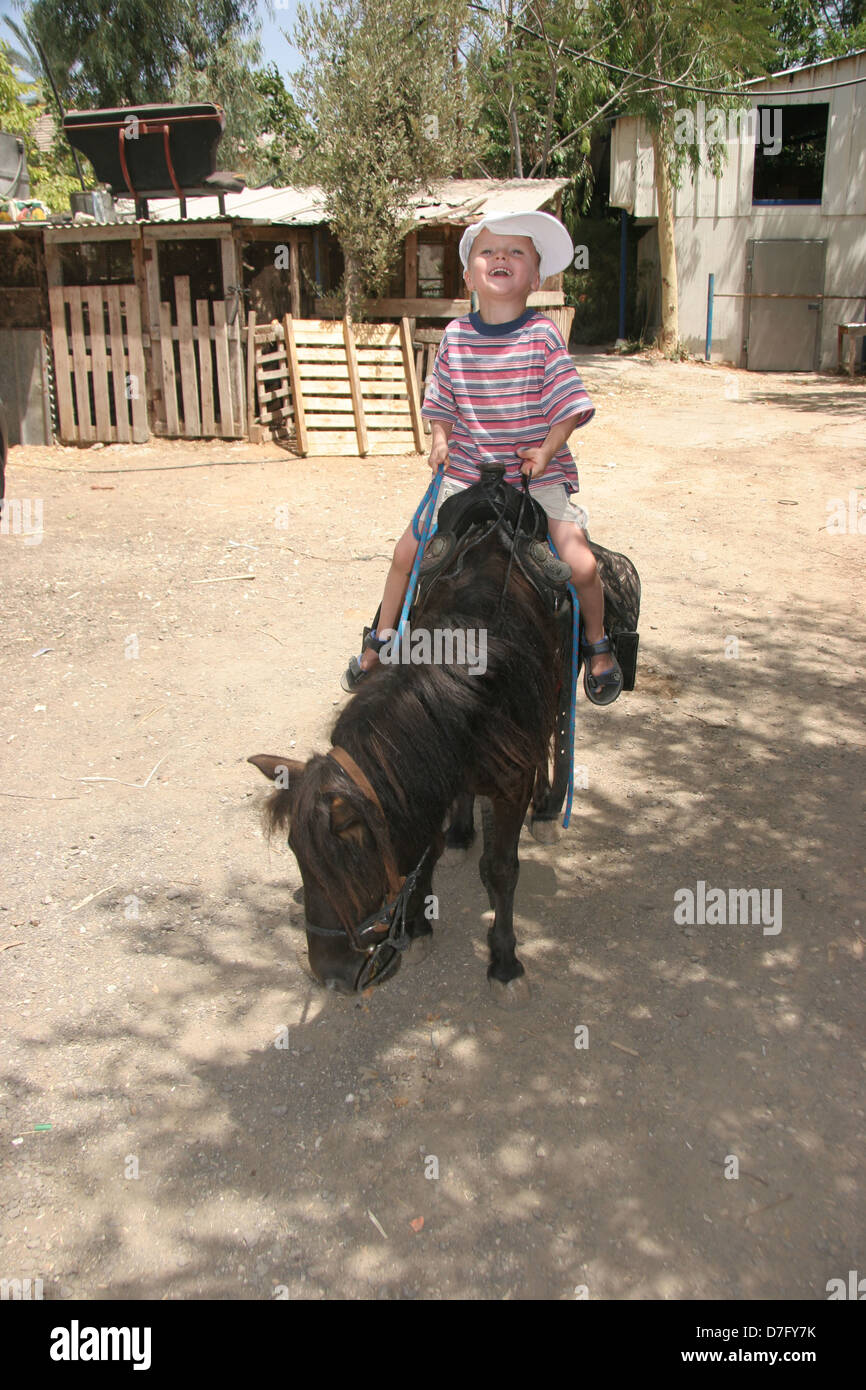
[246,315,424,456]
[247,313,295,445]
[48,285,149,444]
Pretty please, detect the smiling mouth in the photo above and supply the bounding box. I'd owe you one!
[489,268,512,278]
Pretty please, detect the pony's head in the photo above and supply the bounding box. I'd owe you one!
[248,752,405,993]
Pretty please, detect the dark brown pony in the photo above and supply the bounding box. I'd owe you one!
[249,521,562,999]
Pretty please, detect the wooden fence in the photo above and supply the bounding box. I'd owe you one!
[48,292,426,453]
[157,276,245,438]
[48,285,149,444]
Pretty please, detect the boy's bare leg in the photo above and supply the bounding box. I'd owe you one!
[546,518,613,679]
[358,524,419,671]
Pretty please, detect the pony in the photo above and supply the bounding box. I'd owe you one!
[249,478,566,1000]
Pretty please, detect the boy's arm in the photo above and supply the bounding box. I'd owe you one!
[429,418,453,471]
[517,415,579,479]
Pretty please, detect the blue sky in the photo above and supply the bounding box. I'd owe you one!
[261,0,304,76]
[0,0,305,83]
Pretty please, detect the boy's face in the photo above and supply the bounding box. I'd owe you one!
[463,229,542,304]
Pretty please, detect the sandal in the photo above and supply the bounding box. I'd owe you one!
[340,631,387,694]
[581,635,623,706]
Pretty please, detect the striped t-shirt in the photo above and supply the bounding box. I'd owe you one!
[420,308,594,492]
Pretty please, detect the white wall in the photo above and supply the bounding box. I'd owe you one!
[610,51,866,366]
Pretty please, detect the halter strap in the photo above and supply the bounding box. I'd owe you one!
[327,746,404,898]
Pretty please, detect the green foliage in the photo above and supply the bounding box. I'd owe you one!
[253,64,313,185]
[0,40,92,211]
[591,0,777,185]
[0,43,24,115]
[171,27,267,181]
[767,0,866,68]
[471,0,610,192]
[290,0,483,310]
[23,0,258,108]
[27,143,91,210]
[2,14,44,87]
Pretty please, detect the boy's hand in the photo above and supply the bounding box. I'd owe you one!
[429,439,450,472]
[517,446,549,480]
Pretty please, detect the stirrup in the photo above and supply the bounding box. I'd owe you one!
[581,635,623,706]
[340,631,386,695]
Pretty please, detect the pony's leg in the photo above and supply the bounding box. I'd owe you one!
[479,789,533,1004]
[529,760,562,845]
[445,792,475,850]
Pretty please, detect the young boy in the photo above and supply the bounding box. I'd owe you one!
[342,209,622,704]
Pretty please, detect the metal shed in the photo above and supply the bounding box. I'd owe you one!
[609,50,866,370]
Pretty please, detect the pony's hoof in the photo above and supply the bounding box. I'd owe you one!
[529,816,560,845]
[440,845,470,868]
[406,932,435,965]
[488,974,531,1009]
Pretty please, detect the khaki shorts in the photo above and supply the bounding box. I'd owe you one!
[431,476,588,529]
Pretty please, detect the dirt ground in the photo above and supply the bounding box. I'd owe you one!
[1,350,863,1302]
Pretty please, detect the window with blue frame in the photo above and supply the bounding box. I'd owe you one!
[752,104,829,205]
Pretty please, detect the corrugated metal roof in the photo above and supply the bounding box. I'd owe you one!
[406,177,570,225]
[143,184,330,224]
[112,177,568,227]
[38,178,569,232]
[742,46,866,87]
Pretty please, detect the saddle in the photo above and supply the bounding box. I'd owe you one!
[416,466,641,694]
[417,463,573,609]
[360,466,642,828]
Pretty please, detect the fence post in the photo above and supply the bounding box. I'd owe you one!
[705,273,714,361]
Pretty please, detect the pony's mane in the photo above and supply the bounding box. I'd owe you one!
[275,532,561,908]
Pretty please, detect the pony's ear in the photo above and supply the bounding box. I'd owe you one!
[247,754,305,788]
[329,795,367,845]
[248,754,303,837]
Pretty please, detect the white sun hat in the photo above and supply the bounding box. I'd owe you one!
[459,210,574,282]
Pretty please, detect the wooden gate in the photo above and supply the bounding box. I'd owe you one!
[48,285,149,444]
[155,275,245,438]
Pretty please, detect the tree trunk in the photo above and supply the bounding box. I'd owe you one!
[452,42,463,177]
[652,121,679,353]
[343,252,362,317]
[505,3,522,177]
[539,53,559,178]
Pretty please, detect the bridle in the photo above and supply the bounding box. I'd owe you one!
[303,746,429,991]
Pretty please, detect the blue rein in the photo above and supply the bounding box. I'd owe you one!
[397,465,444,649]
[538,532,580,831]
